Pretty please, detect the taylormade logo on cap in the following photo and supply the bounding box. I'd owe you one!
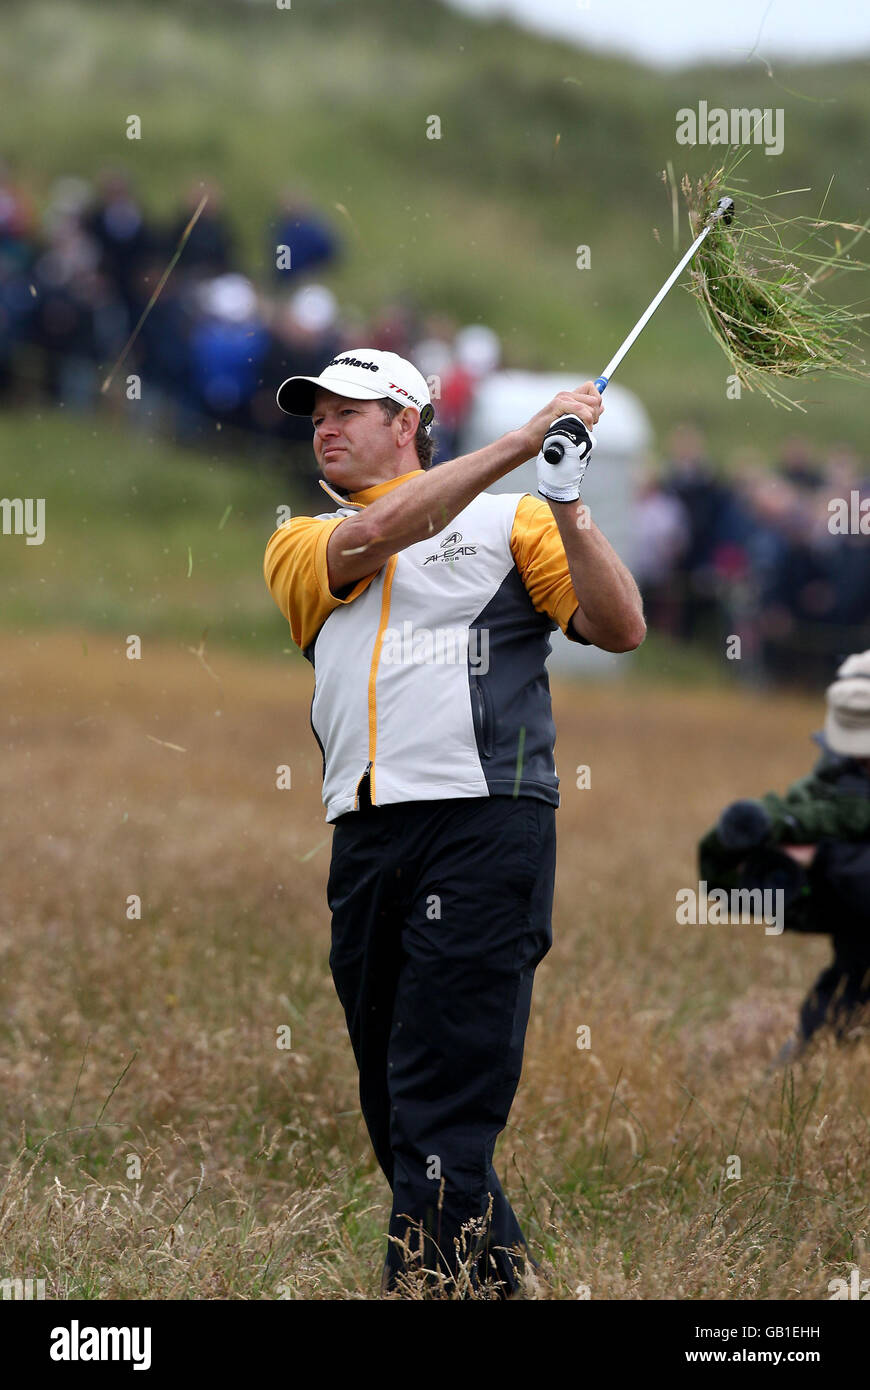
[330,354,379,372]
[276,348,433,426]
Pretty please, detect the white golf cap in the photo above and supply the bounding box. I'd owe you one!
[824,649,870,757]
[276,348,434,429]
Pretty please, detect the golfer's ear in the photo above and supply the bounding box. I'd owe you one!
[396,408,418,444]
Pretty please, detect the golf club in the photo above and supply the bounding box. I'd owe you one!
[543,196,735,464]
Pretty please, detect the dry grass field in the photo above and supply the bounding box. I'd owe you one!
[1,627,867,1300]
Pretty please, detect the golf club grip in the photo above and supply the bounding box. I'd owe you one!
[542,414,593,465]
[543,379,607,460]
[540,376,608,459]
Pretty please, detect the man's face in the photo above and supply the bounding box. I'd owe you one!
[311,388,413,491]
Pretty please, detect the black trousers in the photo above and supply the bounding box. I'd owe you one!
[327,793,556,1296]
[799,934,870,1042]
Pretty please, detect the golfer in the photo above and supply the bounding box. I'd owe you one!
[263,349,645,1298]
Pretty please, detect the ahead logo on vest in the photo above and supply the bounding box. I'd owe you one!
[423,532,478,565]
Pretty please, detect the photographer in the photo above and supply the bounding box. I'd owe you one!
[699,650,870,1062]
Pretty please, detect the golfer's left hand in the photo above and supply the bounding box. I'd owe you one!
[536,413,596,503]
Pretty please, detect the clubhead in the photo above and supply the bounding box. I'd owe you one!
[715,195,735,226]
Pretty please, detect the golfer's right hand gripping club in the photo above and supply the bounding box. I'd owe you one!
[541,195,736,482]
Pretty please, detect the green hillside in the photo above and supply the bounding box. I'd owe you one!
[0,411,288,654]
[3,0,869,453]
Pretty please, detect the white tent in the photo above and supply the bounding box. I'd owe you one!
[458,370,653,675]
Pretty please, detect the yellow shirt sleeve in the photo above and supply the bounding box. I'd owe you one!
[263,515,381,652]
[509,493,588,643]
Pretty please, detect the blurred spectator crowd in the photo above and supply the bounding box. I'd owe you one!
[1,161,866,685]
[0,161,499,458]
[635,426,870,686]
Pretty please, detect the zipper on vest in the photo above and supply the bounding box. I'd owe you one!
[472,680,493,759]
[354,761,373,811]
[365,554,397,805]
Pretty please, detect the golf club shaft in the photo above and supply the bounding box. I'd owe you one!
[592,221,714,394]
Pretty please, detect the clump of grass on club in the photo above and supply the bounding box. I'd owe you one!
[675,151,870,410]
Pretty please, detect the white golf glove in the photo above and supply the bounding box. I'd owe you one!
[536,414,595,503]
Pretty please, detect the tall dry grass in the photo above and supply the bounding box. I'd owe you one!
[0,629,867,1299]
